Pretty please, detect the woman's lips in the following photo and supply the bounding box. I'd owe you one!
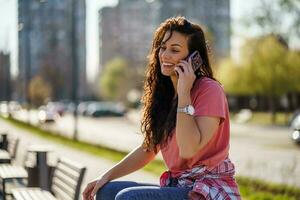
[162,63,175,68]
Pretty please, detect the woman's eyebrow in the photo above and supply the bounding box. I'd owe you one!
[161,42,182,47]
[171,44,182,47]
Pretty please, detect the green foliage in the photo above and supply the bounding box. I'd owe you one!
[99,57,131,102]
[286,51,300,92]
[217,59,253,95]
[242,36,288,96]
[99,57,144,103]
[217,35,300,96]
[29,75,52,107]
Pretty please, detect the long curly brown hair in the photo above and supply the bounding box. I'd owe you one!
[141,16,215,152]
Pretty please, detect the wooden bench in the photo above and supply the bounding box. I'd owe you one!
[0,164,28,200]
[0,145,30,200]
[0,136,19,164]
[0,145,55,199]
[12,157,86,200]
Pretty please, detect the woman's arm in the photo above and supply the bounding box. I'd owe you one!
[83,144,157,200]
[101,144,157,181]
[176,94,220,159]
[174,59,221,159]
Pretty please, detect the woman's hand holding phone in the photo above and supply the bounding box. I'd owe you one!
[174,56,196,98]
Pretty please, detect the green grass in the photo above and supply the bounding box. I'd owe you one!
[237,177,300,200]
[1,116,300,199]
[0,116,127,161]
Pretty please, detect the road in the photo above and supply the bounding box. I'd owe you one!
[9,109,300,187]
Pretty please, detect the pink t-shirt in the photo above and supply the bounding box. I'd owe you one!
[160,77,230,175]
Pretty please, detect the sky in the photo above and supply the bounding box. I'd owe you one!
[0,0,259,82]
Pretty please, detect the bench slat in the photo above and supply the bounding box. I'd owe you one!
[12,157,86,200]
[13,188,57,200]
[52,177,75,199]
[55,163,80,180]
[53,170,77,189]
[0,150,11,163]
[52,184,73,200]
[28,189,41,200]
[0,165,28,179]
[20,188,37,200]
[59,158,83,172]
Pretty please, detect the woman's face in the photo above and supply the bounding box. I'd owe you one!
[159,31,189,77]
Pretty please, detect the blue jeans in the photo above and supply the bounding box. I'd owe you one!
[96,181,190,200]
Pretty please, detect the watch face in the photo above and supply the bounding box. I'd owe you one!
[187,105,195,115]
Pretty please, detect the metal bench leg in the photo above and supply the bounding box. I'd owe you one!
[2,179,6,200]
[38,152,49,191]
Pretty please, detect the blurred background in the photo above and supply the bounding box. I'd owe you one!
[0,0,299,122]
[0,0,300,199]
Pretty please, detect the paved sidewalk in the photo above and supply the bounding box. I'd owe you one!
[0,118,159,200]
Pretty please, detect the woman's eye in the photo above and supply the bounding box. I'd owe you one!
[171,49,179,53]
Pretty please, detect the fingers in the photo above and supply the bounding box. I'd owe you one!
[88,179,107,200]
[90,184,100,199]
[82,182,96,200]
[174,66,184,77]
[177,61,189,74]
[82,187,91,200]
[175,59,195,78]
[90,180,100,198]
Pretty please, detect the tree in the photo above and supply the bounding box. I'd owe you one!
[99,57,134,102]
[244,0,300,46]
[217,58,253,96]
[286,50,300,92]
[244,36,287,122]
[29,75,52,107]
[40,63,64,100]
[218,35,300,123]
[286,50,300,109]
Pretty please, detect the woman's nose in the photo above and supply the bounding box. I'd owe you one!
[161,50,171,60]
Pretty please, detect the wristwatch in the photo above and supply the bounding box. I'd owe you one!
[177,105,195,116]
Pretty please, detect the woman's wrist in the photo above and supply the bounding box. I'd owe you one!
[97,171,111,183]
[177,93,191,107]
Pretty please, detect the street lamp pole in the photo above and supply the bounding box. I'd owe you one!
[5,54,11,117]
[24,1,31,124]
[71,0,79,141]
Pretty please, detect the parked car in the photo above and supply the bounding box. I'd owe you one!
[38,106,59,123]
[46,102,66,116]
[85,102,126,117]
[290,110,300,145]
[77,101,96,116]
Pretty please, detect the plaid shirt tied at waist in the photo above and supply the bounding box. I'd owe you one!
[160,159,241,200]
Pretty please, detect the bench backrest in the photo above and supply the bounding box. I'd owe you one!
[7,137,19,159]
[51,157,86,200]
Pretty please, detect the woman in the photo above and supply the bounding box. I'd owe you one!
[83,16,241,200]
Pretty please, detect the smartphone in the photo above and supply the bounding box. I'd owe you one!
[186,51,203,72]
[175,51,203,76]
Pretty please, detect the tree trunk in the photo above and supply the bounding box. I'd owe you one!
[269,95,277,124]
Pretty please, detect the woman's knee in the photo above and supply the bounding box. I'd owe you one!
[96,182,118,200]
[96,181,141,200]
[115,188,138,200]
[115,186,160,200]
